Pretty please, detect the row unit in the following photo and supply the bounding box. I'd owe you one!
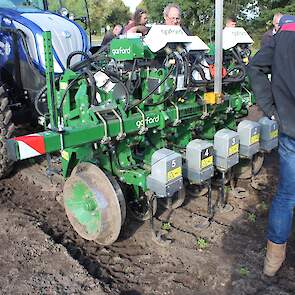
[147,117,278,198]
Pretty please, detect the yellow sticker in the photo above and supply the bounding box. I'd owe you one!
[251,134,260,144]
[229,143,239,155]
[271,129,278,139]
[201,156,213,169]
[167,167,182,181]
[243,57,249,65]
[61,150,69,161]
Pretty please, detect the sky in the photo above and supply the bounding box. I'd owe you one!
[122,0,142,12]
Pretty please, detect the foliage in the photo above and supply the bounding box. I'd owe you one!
[142,0,295,45]
[239,266,250,277]
[142,0,255,41]
[49,0,295,45]
[48,0,130,33]
[247,212,256,223]
[161,222,171,232]
[196,238,208,250]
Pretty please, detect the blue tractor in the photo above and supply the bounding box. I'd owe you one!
[0,0,90,177]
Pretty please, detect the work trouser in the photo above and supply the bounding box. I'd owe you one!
[268,133,295,244]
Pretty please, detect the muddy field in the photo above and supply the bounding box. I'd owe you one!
[0,150,295,295]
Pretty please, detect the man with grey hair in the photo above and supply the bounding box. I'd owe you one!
[163,3,181,26]
[261,13,283,47]
[163,3,191,35]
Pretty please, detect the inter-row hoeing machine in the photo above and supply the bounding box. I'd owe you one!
[7,26,278,245]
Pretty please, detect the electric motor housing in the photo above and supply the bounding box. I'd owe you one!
[214,129,239,171]
[237,120,261,158]
[258,117,279,152]
[184,139,214,184]
[147,148,183,198]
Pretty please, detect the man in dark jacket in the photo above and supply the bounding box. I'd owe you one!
[247,15,295,277]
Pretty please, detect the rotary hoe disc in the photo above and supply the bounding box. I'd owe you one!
[63,162,125,245]
[235,152,264,179]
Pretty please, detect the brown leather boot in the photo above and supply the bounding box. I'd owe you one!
[263,240,287,276]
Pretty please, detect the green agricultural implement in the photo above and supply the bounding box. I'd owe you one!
[6,26,278,245]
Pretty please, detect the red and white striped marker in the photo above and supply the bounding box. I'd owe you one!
[13,134,46,160]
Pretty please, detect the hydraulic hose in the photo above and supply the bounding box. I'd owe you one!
[66,50,91,69]
[127,64,175,110]
[58,72,86,118]
[145,58,180,107]
[83,68,97,105]
[70,43,110,72]
[34,85,49,117]
[33,77,60,117]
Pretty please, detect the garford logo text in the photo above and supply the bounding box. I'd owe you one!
[136,115,160,128]
[112,47,131,55]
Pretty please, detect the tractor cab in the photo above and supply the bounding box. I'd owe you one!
[0,0,89,116]
[0,0,90,178]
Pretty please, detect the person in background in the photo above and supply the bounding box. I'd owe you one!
[123,8,149,35]
[247,14,295,277]
[261,13,283,47]
[163,3,191,35]
[101,24,122,46]
[225,16,237,28]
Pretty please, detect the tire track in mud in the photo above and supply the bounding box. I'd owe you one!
[1,164,231,294]
[0,170,204,294]
[1,155,294,295]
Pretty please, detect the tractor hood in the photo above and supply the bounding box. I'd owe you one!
[0,8,89,74]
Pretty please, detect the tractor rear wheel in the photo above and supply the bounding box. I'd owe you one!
[0,84,15,179]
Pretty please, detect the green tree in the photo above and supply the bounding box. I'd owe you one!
[48,0,130,34]
[142,0,256,41]
[246,0,295,46]
[89,0,130,32]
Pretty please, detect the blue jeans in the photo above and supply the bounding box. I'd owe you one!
[268,133,295,244]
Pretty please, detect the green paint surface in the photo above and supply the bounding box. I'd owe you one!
[65,181,101,235]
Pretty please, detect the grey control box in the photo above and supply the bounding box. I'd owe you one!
[184,139,214,184]
[214,129,239,171]
[237,120,261,158]
[147,148,183,198]
[259,117,279,152]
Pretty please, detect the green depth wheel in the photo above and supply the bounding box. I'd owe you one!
[63,162,126,245]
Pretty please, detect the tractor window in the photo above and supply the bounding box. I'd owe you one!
[47,0,85,19]
[0,0,45,10]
